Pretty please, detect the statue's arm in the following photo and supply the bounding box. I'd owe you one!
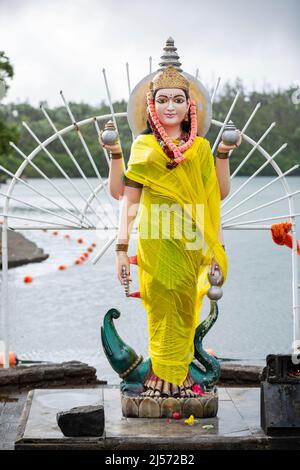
[108,153,126,200]
[215,130,242,200]
[108,154,143,200]
[117,185,143,245]
[215,156,231,200]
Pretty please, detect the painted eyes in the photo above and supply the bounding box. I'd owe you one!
[156,98,185,104]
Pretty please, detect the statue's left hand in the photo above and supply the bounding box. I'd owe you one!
[209,258,224,286]
[218,129,242,154]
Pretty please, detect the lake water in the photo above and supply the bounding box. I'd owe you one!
[0,176,300,383]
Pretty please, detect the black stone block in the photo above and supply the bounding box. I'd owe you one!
[56,405,105,437]
[261,354,300,436]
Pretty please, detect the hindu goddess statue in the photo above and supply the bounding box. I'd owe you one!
[99,38,241,398]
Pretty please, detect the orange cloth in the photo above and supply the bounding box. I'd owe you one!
[271,222,300,255]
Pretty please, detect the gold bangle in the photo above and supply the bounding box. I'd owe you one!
[115,243,128,252]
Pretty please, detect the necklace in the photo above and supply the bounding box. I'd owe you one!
[148,112,190,169]
[146,92,198,170]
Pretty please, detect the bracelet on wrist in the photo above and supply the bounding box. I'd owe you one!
[115,243,129,252]
[216,150,229,160]
[110,152,123,160]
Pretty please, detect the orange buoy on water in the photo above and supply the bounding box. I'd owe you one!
[83,252,89,258]
[87,247,93,253]
[53,231,59,236]
[205,348,217,357]
[80,255,85,261]
[24,275,33,283]
[58,265,67,270]
[0,351,18,367]
[77,238,84,244]
[91,242,96,247]
[64,234,71,239]
[75,259,81,265]
[0,353,51,367]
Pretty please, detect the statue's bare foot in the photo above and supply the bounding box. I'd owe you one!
[142,370,199,398]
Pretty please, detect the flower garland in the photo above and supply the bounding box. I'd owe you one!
[147,110,190,168]
[146,91,198,169]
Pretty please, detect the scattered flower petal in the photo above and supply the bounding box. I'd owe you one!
[184,415,195,426]
[202,424,214,429]
[192,384,204,395]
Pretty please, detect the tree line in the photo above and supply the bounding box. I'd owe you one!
[0,51,299,180]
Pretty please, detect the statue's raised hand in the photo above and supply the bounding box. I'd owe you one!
[98,131,122,155]
[218,129,242,154]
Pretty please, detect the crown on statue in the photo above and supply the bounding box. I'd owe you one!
[149,65,189,95]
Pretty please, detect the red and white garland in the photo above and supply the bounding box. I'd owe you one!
[146,91,198,166]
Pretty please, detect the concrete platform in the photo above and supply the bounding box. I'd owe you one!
[15,386,300,450]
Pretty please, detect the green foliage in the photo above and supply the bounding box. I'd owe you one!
[0,51,14,91]
[0,79,299,178]
[206,79,300,176]
[0,51,17,182]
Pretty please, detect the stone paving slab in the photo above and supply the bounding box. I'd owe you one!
[13,385,300,450]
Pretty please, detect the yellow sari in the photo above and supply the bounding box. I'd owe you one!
[125,134,228,386]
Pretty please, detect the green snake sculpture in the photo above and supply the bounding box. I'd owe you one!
[101,300,220,395]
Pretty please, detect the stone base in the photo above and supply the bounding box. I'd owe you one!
[121,389,218,418]
[14,386,300,450]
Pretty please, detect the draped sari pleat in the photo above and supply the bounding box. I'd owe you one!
[124,134,228,385]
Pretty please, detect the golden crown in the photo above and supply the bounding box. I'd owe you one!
[149,65,189,95]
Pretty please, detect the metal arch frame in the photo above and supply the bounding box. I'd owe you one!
[1,67,299,368]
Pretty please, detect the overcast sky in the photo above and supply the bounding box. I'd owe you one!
[0,0,299,107]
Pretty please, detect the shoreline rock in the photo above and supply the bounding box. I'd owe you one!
[0,361,106,390]
[0,361,262,390]
[0,229,49,269]
[219,363,263,386]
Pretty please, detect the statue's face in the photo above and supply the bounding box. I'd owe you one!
[154,88,189,128]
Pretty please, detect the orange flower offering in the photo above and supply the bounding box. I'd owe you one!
[271,222,300,254]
